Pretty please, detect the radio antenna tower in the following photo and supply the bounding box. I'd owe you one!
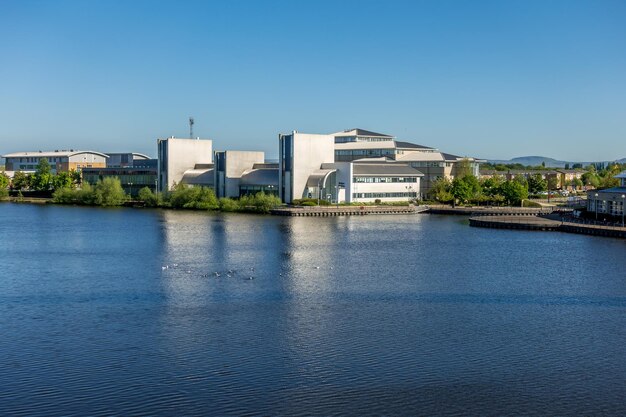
[189,117,195,139]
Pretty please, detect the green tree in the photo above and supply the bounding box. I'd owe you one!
[168,183,218,210]
[94,177,127,206]
[0,172,8,200]
[51,172,74,190]
[429,177,453,203]
[138,186,159,207]
[451,175,481,204]
[454,158,473,178]
[69,170,81,185]
[499,180,528,206]
[11,171,31,190]
[546,175,559,191]
[31,159,53,191]
[0,172,9,190]
[581,171,600,188]
[480,175,504,197]
[527,174,547,195]
[218,197,239,212]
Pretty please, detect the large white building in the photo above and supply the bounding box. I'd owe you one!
[333,128,481,197]
[156,127,479,205]
[278,130,424,204]
[278,131,336,203]
[157,137,213,192]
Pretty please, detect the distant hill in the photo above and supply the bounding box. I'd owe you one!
[487,155,626,168]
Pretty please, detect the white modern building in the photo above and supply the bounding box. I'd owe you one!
[278,131,336,203]
[157,137,213,192]
[334,161,422,203]
[214,151,265,198]
[278,130,424,204]
[587,171,626,218]
[333,128,481,197]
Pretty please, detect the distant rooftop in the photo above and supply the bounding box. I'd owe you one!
[2,150,109,158]
[334,128,394,138]
[396,141,435,150]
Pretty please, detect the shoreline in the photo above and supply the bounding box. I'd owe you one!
[3,198,623,239]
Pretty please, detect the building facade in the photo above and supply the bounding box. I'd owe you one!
[332,128,481,198]
[3,150,108,174]
[278,131,336,204]
[82,159,158,197]
[586,171,626,218]
[214,151,265,198]
[157,137,213,192]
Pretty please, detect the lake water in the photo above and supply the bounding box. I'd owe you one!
[1,203,626,416]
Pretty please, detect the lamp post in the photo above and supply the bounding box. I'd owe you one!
[622,194,625,227]
[317,178,321,206]
[594,193,599,221]
[405,185,413,203]
[622,194,626,227]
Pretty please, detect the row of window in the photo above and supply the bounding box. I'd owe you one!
[239,185,279,196]
[13,157,64,163]
[353,176,418,183]
[83,174,157,185]
[335,149,397,156]
[409,162,445,168]
[588,200,625,214]
[334,136,393,143]
[352,192,417,198]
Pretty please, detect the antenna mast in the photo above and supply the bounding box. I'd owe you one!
[189,117,195,139]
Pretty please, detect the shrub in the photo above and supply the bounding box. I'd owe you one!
[168,184,218,210]
[238,192,281,213]
[219,197,239,212]
[291,197,330,206]
[138,187,159,207]
[94,177,127,206]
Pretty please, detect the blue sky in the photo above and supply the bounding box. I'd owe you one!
[1,0,625,161]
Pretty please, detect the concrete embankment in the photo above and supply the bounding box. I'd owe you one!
[271,205,428,216]
[469,215,626,239]
[428,205,555,216]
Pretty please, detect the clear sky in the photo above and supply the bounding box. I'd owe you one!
[1,0,625,161]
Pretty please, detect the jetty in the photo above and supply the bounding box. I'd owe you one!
[469,214,626,239]
[271,205,428,216]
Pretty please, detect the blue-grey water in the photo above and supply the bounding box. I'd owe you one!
[1,203,626,416]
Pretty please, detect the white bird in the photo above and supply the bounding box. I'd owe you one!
[161,266,168,270]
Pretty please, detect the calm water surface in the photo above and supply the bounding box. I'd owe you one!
[1,203,626,416]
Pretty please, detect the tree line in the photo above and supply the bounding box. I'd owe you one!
[429,162,624,206]
[53,180,282,213]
